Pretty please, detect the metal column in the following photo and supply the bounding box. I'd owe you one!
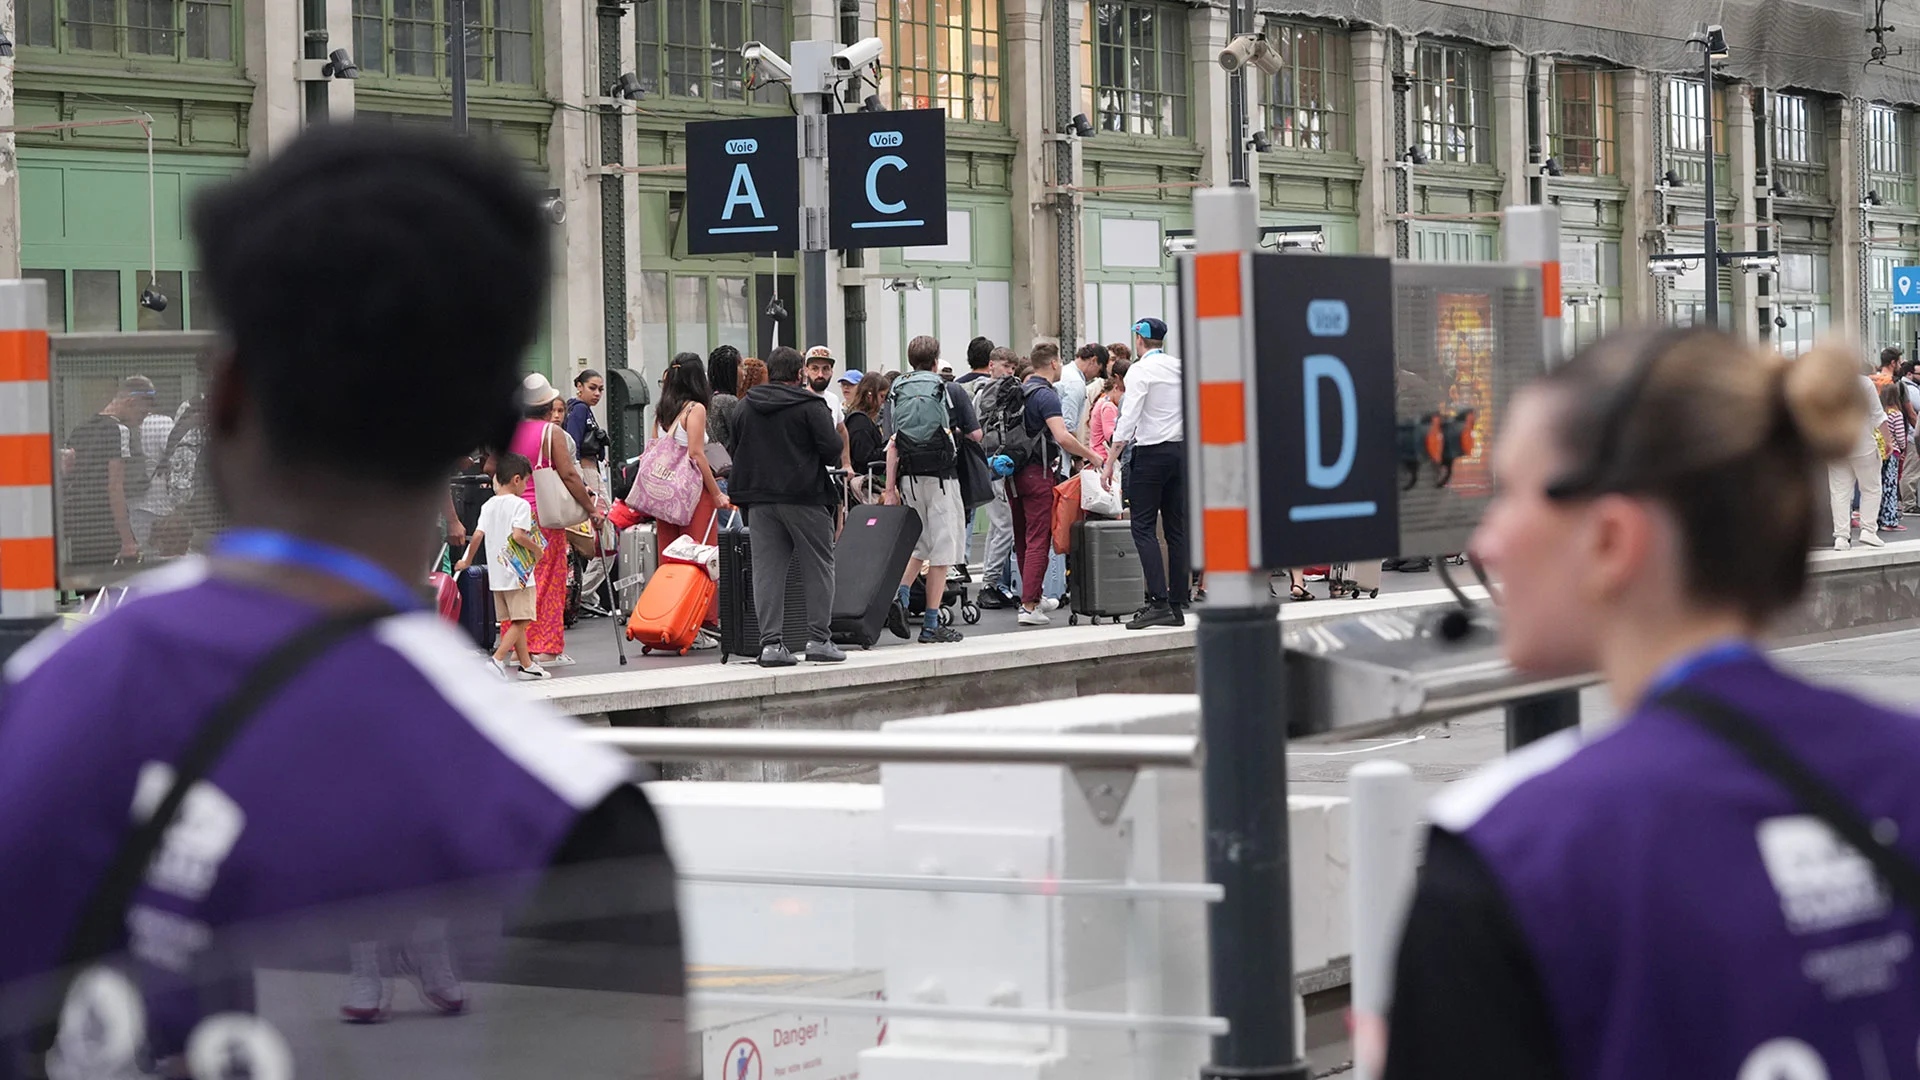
[302,0,330,123]
[597,2,629,378]
[793,40,832,351]
[1053,0,1078,343]
[449,0,470,134]
[1702,46,1719,328]
[1226,0,1250,187]
[1186,187,1307,1080]
[839,2,867,371]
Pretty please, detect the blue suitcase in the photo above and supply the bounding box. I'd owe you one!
[457,565,496,650]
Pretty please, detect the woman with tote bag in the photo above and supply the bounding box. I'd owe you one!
[635,353,730,644]
[508,373,600,667]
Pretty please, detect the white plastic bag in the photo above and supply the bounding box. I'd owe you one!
[1081,471,1123,517]
[660,534,720,581]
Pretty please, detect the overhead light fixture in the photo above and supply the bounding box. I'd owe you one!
[537,189,566,226]
[324,48,357,79]
[1247,130,1272,154]
[1070,113,1097,138]
[1657,169,1683,189]
[1703,24,1729,61]
[1775,313,1789,328]
[613,72,644,100]
[861,95,887,113]
[139,280,168,313]
[1402,145,1428,166]
[0,30,15,59]
[1542,157,1563,177]
[882,277,926,292]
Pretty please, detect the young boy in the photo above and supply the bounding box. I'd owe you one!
[456,451,548,679]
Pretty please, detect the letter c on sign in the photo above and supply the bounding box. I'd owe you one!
[1303,354,1357,490]
[866,155,908,215]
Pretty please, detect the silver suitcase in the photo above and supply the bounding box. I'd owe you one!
[1331,560,1381,599]
[613,523,657,614]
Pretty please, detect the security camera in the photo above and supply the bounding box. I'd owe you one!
[832,37,883,74]
[764,296,789,322]
[139,285,168,313]
[612,72,644,100]
[323,48,357,79]
[1219,33,1280,75]
[0,30,14,59]
[741,41,792,86]
[1775,314,1789,328]
[537,189,566,226]
[1737,255,1780,274]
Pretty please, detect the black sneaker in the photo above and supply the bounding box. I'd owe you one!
[1127,601,1181,631]
[885,600,911,639]
[975,588,1010,610]
[919,625,965,644]
[805,640,847,663]
[757,643,798,667]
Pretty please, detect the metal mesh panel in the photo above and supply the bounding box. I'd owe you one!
[51,332,222,591]
[1392,264,1545,555]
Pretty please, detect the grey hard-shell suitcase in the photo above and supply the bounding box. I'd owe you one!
[613,523,657,615]
[1068,519,1145,624]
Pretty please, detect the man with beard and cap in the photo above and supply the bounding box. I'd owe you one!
[804,344,854,474]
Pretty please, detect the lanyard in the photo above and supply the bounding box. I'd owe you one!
[211,528,422,614]
[1141,349,1165,361]
[1642,639,1761,701]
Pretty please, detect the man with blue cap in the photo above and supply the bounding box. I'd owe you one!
[1101,316,1189,629]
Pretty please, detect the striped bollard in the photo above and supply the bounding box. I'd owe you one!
[1502,204,1565,368]
[0,279,55,622]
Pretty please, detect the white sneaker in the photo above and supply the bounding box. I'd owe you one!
[518,663,552,680]
[689,628,720,651]
[532,653,576,667]
[1835,538,1852,551]
[1858,531,1888,548]
[1018,607,1051,626]
[340,941,391,1023]
[488,658,510,680]
[397,924,469,1016]
[1039,597,1061,613]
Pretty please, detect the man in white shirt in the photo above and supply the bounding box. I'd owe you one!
[1101,316,1189,629]
[1056,344,1096,434]
[804,344,854,474]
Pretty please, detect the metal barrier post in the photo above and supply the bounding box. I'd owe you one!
[1347,761,1421,1080]
[1186,187,1308,1080]
[0,279,55,647]
[1501,205,1580,749]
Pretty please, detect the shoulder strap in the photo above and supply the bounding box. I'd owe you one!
[53,606,393,985]
[1658,685,1920,917]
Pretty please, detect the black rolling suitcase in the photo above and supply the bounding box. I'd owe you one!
[831,504,923,648]
[457,565,496,650]
[718,517,812,662]
[449,474,492,535]
[1068,519,1146,625]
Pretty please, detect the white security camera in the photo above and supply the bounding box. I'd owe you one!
[1219,34,1280,75]
[832,37,883,74]
[1737,255,1780,275]
[741,41,792,85]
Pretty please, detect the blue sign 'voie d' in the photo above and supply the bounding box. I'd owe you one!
[827,109,947,250]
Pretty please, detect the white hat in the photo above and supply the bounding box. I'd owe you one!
[521,372,560,408]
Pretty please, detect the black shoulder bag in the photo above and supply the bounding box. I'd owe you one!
[25,607,391,1068]
[1658,685,1920,916]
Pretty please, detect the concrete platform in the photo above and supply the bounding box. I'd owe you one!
[526,539,1920,779]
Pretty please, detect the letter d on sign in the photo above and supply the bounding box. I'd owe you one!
[1303,354,1357,490]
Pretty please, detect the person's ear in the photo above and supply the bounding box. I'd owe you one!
[206,350,246,439]
[1581,494,1657,602]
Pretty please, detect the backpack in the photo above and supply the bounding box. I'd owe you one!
[889,370,957,477]
[977,376,1047,473]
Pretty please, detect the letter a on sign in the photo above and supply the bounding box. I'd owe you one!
[723,163,766,221]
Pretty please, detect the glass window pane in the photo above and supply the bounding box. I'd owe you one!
[137,271,184,332]
[188,270,217,331]
[23,270,65,332]
[69,0,115,50]
[717,277,750,354]
[73,271,121,333]
[639,272,669,380]
[127,0,176,56]
[354,0,386,75]
[673,276,709,361]
[22,0,54,47]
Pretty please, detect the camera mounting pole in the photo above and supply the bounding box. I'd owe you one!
[791,41,836,353]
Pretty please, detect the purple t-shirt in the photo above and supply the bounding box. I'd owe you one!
[0,560,653,1060]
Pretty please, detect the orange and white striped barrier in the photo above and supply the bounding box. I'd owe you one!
[1179,187,1266,606]
[0,280,54,617]
[1502,205,1564,368]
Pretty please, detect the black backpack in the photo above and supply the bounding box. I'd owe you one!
[977,376,1047,472]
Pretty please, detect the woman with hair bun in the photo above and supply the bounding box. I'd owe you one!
[1383,328,1919,1080]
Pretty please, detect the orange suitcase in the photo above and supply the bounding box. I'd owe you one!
[626,562,714,654]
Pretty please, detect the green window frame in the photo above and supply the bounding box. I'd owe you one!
[1771,92,1828,200]
[19,0,238,64]
[635,0,788,105]
[351,0,538,87]
[1664,76,1727,189]
[1080,0,1190,139]
[878,0,1003,123]
[1869,103,1916,207]
[1413,41,1491,165]
[1549,62,1616,177]
[1261,18,1348,153]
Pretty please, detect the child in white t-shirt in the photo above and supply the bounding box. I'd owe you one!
[455,451,547,679]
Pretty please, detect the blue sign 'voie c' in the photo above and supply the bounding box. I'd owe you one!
[686,116,800,255]
[827,109,947,250]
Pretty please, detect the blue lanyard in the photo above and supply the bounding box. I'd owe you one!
[1141,349,1165,361]
[211,529,422,613]
[1643,639,1762,700]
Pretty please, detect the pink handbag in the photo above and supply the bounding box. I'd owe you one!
[625,421,702,526]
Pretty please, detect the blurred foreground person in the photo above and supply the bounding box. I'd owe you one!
[0,125,683,1078]
[1386,328,1913,1080]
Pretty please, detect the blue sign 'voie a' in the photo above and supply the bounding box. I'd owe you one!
[1252,254,1400,567]
[685,116,800,255]
[827,109,947,250]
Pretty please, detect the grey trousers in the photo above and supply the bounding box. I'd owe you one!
[1903,435,1920,509]
[746,503,836,647]
[982,481,1017,591]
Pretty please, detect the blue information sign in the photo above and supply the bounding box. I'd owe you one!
[1894,267,1920,314]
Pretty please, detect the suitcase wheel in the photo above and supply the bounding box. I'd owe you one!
[1068,612,1078,626]
[938,606,953,627]
[640,645,653,655]
[962,603,980,625]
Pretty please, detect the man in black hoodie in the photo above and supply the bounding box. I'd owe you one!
[726,345,847,667]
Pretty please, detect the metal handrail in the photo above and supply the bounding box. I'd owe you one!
[681,868,1223,901]
[581,728,1201,768]
[688,992,1229,1036]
